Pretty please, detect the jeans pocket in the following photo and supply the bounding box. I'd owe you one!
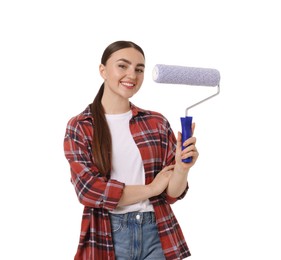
[110,215,124,233]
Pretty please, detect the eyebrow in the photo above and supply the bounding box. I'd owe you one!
[116,58,145,68]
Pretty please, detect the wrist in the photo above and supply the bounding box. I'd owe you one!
[146,183,157,197]
[174,164,189,175]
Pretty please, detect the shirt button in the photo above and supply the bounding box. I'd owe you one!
[136,214,140,220]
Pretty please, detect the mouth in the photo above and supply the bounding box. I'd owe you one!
[120,81,135,89]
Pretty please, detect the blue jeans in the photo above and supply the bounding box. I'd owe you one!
[109,211,165,260]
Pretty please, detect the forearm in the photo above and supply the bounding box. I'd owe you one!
[118,165,174,207]
[118,185,154,207]
[166,168,189,198]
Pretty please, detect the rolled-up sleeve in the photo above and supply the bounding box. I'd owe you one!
[164,183,189,204]
[64,117,125,210]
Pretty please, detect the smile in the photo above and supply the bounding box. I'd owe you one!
[121,81,135,88]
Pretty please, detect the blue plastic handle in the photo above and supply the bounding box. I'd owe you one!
[180,116,193,163]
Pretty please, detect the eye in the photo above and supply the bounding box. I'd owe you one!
[135,68,144,73]
[118,64,127,69]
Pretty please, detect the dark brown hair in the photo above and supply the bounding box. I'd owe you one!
[90,41,145,176]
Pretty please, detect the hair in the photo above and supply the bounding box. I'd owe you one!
[90,40,145,176]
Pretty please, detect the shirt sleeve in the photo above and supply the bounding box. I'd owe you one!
[63,117,125,210]
[164,183,189,204]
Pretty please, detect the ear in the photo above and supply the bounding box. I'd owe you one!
[99,64,106,80]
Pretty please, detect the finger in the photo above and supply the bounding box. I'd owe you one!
[182,144,196,153]
[176,132,183,154]
[177,132,182,145]
[181,147,199,160]
[181,149,198,158]
[183,136,197,147]
[191,122,196,136]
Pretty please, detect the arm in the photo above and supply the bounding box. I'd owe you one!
[64,117,174,209]
[64,117,125,210]
[166,123,199,198]
[118,165,174,207]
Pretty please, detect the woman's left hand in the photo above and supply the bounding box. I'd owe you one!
[175,122,199,173]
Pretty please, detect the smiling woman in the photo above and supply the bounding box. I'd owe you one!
[99,48,145,111]
[63,40,199,260]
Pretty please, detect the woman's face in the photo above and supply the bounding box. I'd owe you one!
[99,47,145,100]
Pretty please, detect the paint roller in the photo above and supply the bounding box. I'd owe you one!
[152,64,220,163]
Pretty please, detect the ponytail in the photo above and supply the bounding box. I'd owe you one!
[90,83,111,176]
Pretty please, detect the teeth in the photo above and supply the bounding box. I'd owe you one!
[121,82,134,87]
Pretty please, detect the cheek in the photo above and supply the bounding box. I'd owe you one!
[135,83,142,93]
[107,72,120,83]
[138,75,144,84]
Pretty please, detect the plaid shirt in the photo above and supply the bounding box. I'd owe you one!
[64,103,191,260]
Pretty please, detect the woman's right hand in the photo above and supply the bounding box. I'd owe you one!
[148,165,174,196]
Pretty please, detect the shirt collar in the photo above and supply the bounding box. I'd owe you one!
[130,102,150,117]
[82,105,92,119]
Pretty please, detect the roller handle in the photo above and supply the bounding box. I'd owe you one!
[180,116,193,163]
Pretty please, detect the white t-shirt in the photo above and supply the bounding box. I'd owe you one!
[105,110,153,214]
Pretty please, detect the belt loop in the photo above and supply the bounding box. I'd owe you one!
[123,213,129,228]
[151,211,155,223]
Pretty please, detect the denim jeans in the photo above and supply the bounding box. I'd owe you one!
[109,211,165,260]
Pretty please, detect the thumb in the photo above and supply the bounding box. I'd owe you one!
[177,131,182,149]
[191,122,196,136]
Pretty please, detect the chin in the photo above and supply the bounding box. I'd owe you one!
[121,90,138,99]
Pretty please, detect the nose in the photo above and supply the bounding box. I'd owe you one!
[127,67,137,79]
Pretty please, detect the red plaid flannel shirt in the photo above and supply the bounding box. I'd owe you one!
[64,103,191,259]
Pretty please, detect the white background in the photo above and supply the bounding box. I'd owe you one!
[1,0,280,259]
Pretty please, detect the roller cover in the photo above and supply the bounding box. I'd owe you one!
[153,64,220,86]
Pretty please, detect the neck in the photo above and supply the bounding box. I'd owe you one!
[101,97,130,114]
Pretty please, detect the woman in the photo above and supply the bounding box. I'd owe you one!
[64,40,199,259]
